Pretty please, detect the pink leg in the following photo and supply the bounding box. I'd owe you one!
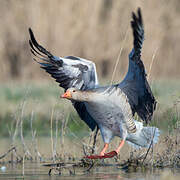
[115,140,125,154]
[85,140,125,159]
[100,143,109,156]
[104,140,125,158]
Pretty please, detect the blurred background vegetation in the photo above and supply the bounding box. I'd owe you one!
[0,0,180,138]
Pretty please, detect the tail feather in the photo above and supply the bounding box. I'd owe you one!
[126,120,160,149]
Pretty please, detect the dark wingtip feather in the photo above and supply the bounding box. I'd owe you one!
[28,28,53,58]
[131,8,144,56]
[29,27,32,33]
[29,28,34,40]
[29,28,39,48]
[137,8,142,24]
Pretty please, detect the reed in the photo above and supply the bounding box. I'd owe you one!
[0,0,180,82]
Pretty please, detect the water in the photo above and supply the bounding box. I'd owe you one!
[0,162,180,180]
[0,138,179,179]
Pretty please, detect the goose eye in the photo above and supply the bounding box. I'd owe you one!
[72,90,76,92]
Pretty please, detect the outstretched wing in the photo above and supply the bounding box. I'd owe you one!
[29,28,98,91]
[29,28,98,130]
[119,8,156,124]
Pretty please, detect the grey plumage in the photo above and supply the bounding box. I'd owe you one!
[29,29,98,91]
[76,87,159,148]
[29,28,98,130]
[29,8,159,149]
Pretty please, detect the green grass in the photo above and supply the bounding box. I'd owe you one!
[151,79,180,107]
[0,79,179,137]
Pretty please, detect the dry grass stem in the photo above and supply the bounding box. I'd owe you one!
[111,27,129,85]
[0,146,16,160]
[20,100,32,159]
[148,47,159,81]
[54,115,59,159]
[60,113,69,156]
[50,108,55,162]
[30,110,42,161]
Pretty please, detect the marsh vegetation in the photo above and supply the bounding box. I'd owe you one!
[0,0,180,179]
[0,81,179,170]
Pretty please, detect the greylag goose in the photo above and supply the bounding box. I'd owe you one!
[29,8,160,159]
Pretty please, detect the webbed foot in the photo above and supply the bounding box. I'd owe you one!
[85,151,117,159]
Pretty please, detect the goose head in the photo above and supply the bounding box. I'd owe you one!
[61,88,89,102]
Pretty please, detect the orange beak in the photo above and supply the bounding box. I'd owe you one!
[61,90,72,99]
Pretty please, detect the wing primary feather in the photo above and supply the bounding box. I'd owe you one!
[29,40,47,58]
[30,49,50,63]
[29,28,53,58]
[131,8,144,57]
